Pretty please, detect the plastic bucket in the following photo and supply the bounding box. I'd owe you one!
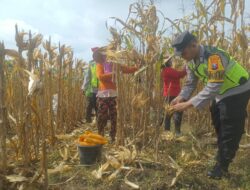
[77,144,102,165]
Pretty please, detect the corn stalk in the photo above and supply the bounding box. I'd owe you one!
[0,42,7,173]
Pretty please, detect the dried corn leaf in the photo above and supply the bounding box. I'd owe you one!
[71,152,79,161]
[132,92,149,108]
[236,31,248,50]
[106,50,128,61]
[23,69,43,96]
[48,164,72,175]
[23,69,39,80]
[107,155,122,169]
[33,48,43,60]
[189,133,201,149]
[55,134,73,140]
[92,162,110,179]
[124,178,139,189]
[59,147,69,161]
[6,175,28,183]
[195,0,207,16]
[170,168,183,187]
[63,46,72,54]
[168,155,181,170]
[131,145,137,161]
[116,147,132,163]
[192,145,199,157]
[240,143,250,149]
[124,35,133,50]
[133,65,148,77]
[161,131,175,141]
[15,32,28,49]
[169,159,179,170]
[8,112,17,124]
[175,136,188,142]
[30,34,43,48]
[181,150,191,162]
[4,49,19,58]
[186,160,202,165]
[108,168,121,181]
[43,41,57,52]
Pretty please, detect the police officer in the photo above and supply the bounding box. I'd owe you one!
[170,31,250,179]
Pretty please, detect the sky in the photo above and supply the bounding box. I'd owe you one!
[0,0,248,62]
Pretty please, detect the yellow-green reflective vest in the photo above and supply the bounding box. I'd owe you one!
[85,61,98,96]
[188,46,249,94]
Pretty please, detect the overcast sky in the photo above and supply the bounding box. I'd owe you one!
[0,0,248,62]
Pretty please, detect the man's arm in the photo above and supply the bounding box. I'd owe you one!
[189,82,222,109]
[179,64,198,100]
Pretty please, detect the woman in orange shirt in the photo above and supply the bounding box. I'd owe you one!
[93,50,137,142]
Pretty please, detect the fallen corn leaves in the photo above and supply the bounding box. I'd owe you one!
[92,145,137,182]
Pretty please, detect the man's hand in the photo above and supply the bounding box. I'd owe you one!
[172,101,193,112]
[170,96,185,106]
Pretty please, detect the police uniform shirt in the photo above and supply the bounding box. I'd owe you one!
[179,45,250,109]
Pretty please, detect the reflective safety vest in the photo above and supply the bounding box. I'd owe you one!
[188,46,249,94]
[85,61,98,96]
[90,63,98,88]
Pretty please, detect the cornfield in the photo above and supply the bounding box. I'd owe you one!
[0,0,249,189]
[0,25,87,189]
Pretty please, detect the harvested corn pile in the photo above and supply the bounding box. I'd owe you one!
[77,131,108,146]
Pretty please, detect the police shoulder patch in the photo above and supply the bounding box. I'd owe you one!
[207,54,225,83]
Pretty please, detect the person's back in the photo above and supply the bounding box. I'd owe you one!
[162,66,186,97]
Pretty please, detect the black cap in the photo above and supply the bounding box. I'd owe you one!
[171,31,196,56]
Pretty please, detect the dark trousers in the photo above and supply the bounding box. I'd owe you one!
[210,90,250,169]
[165,96,183,133]
[97,97,117,140]
[85,93,97,122]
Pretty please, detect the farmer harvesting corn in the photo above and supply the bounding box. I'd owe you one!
[93,49,138,143]
[171,31,250,179]
[161,56,186,135]
[81,47,99,123]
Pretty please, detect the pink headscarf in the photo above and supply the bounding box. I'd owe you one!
[91,47,99,52]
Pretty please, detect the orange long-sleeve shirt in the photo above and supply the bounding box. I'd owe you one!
[96,63,137,91]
